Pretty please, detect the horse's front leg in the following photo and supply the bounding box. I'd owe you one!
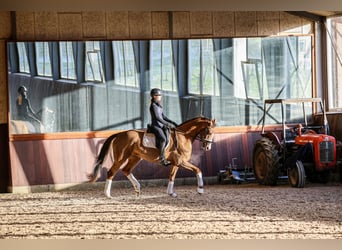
[167,165,179,197]
[104,179,113,198]
[196,172,204,194]
[181,161,204,195]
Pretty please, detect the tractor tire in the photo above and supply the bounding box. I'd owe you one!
[253,137,280,186]
[287,160,306,188]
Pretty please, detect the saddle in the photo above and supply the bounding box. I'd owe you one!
[143,124,171,149]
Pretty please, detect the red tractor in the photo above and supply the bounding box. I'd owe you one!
[253,98,336,188]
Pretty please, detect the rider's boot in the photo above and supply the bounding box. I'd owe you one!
[160,146,171,166]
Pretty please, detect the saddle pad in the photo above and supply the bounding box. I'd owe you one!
[142,132,171,149]
[143,133,157,148]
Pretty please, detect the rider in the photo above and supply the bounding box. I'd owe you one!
[16,85,42,132]
[149,88,178,166]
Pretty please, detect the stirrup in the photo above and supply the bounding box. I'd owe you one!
[160,159,171,166]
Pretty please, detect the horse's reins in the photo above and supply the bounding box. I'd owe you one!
[172,127,214,145]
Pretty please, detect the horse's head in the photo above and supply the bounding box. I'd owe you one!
[199,118,216,151]
[177,117,216,151]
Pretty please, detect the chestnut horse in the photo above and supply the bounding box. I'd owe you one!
[88,116,216,198]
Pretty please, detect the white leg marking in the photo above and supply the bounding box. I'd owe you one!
[197,172,204,194]
[127,173,141,195]
[167,181,177,197]
[104,179,112,198]
[167,181,174,194]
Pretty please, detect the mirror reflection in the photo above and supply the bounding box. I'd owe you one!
[7,36,312,134]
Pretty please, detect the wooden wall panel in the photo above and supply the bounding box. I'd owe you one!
[151,12,169,39]
[0,12,12,39]
[0,12,11,124]
[190,12,213,36]
[106,11,129,39]
[316,113,342,142]
[8,132,262,189]
[82,11,106,39]
[279,12,303,34]
[235,11,258,37]
[172,12,190,38]
[213,11,235,37]
[12,11,313,41]
[128,12,152,39]
[8,114,342,191]
[34,11,59,40]
[0,41,8,124]
[257,11,280,36]
[58,13,83,40]
[15,11,35,40]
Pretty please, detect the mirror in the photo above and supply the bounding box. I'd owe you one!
[7,36,313,134]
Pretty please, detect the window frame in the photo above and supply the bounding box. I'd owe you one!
[16,42,30,74]
[59,41,77,81]
[112,40,139,88]
[85,41,105,83]
[326,16,342,111]
[150,40,177,92]
[188,39,219,96]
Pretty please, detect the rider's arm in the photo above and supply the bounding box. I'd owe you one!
[151,103,174,127]
[162,114,178,127]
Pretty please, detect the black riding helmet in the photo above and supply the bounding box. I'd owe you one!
[18,85,28,94]
[150,88,162,97]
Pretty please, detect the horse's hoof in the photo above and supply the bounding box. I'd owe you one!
[197,188,204,194]
[105,194,112,199]
[169,192,177,198]
[135,191,141,197]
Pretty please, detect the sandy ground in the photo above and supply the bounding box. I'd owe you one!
[0,182,341,239]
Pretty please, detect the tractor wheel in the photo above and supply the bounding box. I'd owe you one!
[287,160,306,188]
[253,137,280,186]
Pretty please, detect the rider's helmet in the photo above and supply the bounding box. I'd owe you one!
[17,85,28,95]
[150,88,162,97]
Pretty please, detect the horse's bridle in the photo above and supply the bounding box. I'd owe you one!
[198,126,214,145]
[174,125,214,145]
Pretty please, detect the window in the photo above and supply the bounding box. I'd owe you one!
[112,41,138,87]
[150,40,177,91]
[188,39,219,95]
[16,42,30,73]
[85,41,104,83]
[241,59,263,99]
[233,36,312,101]
[8,36,313,134]
[35,42,52,77]
[327,16,342,110]
[240,38,264,99]
[59,42,76,80]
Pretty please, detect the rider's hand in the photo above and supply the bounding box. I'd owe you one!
[168,123,176,129]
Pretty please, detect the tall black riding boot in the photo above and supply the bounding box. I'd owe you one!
[159,145,171,166]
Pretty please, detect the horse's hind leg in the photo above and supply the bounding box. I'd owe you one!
[121,156,142,196]
[104,159,126,198]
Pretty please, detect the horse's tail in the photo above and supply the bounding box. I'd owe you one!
[87,133,118,183]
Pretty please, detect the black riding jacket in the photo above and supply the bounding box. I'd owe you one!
[149,100,176,129]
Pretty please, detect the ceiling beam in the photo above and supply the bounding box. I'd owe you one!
[286,11,326,23]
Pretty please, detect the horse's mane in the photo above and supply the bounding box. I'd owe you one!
[177,116,211,128]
